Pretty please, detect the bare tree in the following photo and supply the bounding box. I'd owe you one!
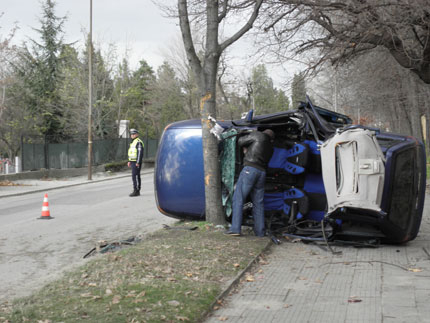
[262,0,430,84]
[160,34,247,120]
[160,35,201,119]
[257,1,430,151]
[176,0,263,224]
[311,50,429,146]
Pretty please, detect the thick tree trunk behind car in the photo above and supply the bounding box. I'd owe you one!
[199,56,225,225]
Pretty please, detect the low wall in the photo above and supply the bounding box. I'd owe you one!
[0,160,154,181]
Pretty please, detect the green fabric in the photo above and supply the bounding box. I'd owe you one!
[220,129,237,217]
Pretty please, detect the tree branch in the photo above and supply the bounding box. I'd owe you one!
[219,0,263,52]
[178,0,203,81]
[218,0,228,23]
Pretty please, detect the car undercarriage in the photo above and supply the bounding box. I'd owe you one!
[219,98,426,244]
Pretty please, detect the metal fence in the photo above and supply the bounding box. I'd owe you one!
[21,137,158,171]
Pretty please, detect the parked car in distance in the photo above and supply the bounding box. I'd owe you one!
[155,98,426,244]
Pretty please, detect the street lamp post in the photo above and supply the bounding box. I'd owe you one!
[88,0,93,180]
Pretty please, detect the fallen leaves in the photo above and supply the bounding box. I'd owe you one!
[348,299,362,303]
[245,275,255,282]
[348,296,362,303]
[0,180,27,186]
[112,295,121,304]
[284,236,301,243]
[126,291,137,298]
[167,300,180,307]
[408,268,423,272]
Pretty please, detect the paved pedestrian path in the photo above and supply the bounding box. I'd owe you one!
[207,201,430,323]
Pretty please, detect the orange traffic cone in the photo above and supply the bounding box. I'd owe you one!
[39,193,53,219]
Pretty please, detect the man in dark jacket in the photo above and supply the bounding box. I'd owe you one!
[226,129,275,236]
[128,128,144,197]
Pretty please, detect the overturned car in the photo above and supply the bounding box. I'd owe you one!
[155,98,426,244]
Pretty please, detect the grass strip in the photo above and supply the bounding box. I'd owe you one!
[0,222,269,323]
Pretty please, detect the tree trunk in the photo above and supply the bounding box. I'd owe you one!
[177,0,262,225]
[200,92,225,225]
[200,0,225,225]
[404,74,422,140]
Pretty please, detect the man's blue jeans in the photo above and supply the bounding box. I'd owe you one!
[230,166,266,236]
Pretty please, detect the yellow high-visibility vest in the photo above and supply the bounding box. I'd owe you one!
[128,138,144,161]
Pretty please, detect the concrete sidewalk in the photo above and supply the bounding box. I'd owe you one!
[207,199,430,323]
[0,168,153,198]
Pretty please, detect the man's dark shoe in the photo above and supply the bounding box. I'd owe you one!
[224,230,241,236]
[129,190,139,197]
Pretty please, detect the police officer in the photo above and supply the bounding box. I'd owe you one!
[128,128,144,197]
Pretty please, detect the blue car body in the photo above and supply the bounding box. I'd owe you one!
[155,102,426,243]
[154,120,206,218]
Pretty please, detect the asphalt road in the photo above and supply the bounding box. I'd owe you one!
[0,173,176,303]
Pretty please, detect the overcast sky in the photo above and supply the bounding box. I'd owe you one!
[1,0,297,88]
[1,0,181,70]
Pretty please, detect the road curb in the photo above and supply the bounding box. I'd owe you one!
[0,169,154,199]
